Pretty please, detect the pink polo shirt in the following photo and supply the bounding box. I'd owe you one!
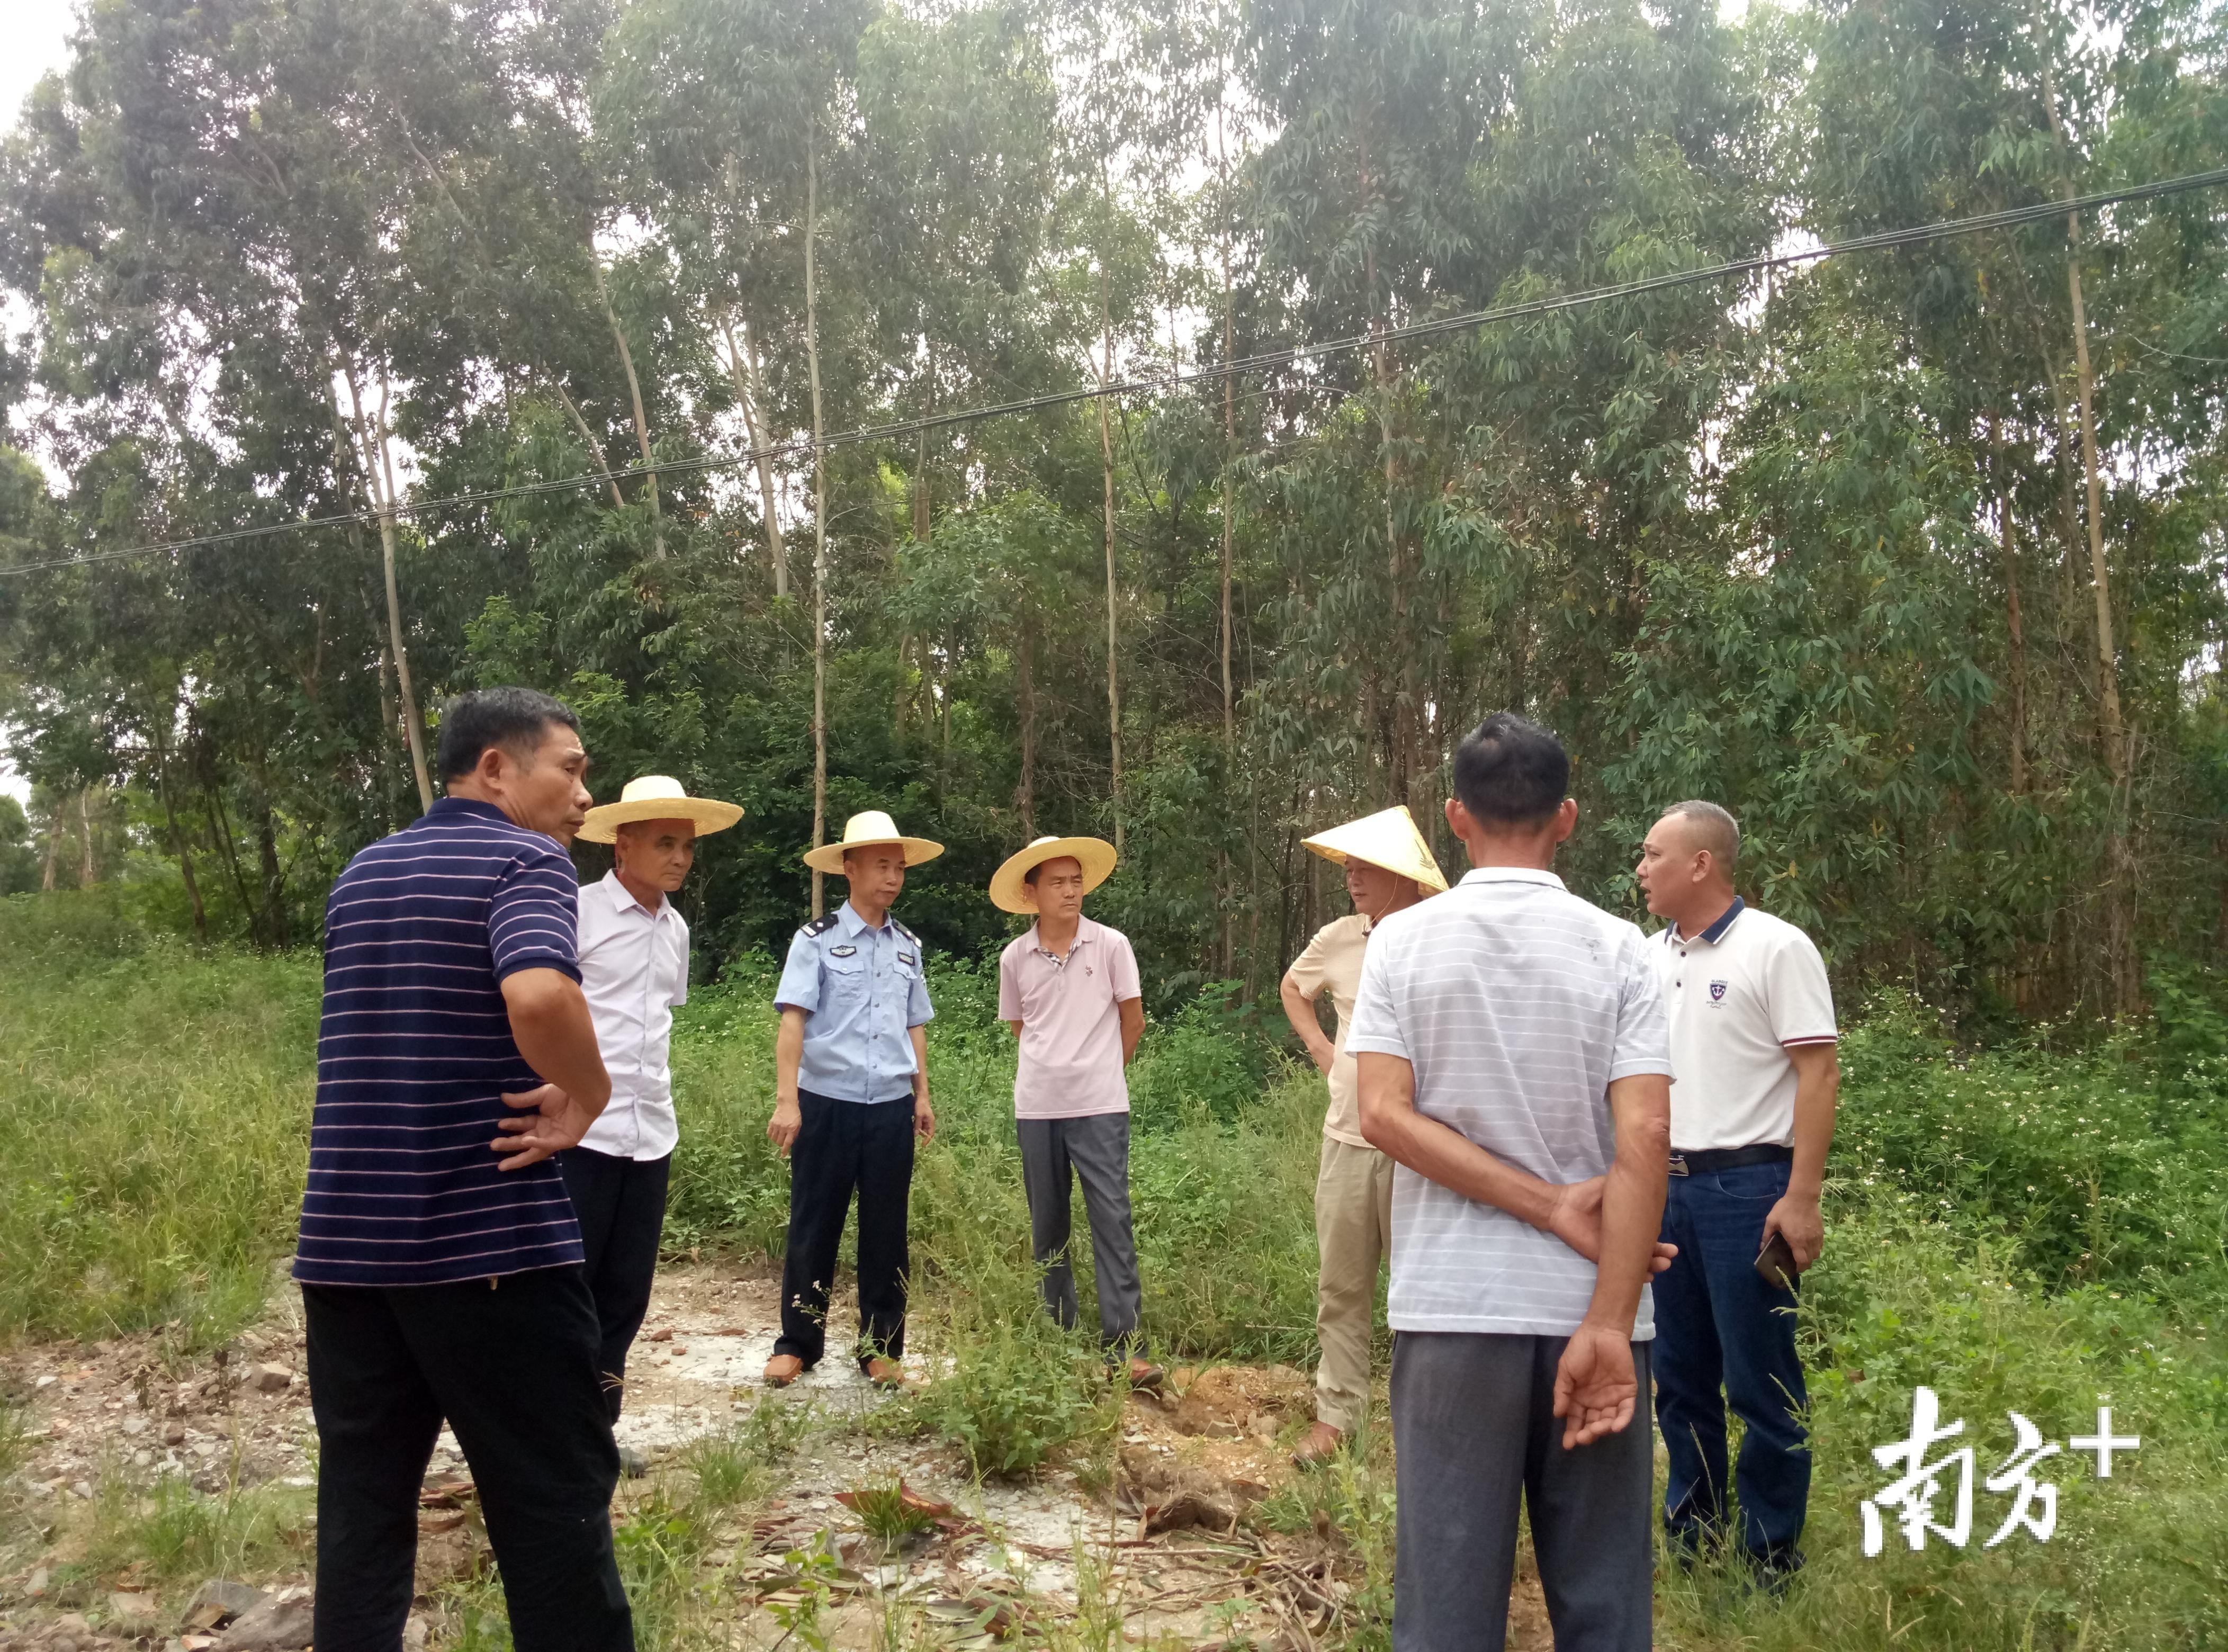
[997,915,1144,1119]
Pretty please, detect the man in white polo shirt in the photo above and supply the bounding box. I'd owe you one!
[992,836,1160,1389]
[1351,714,1674,1652]
[1636,799,1838,1582]
[567,777,742,1450]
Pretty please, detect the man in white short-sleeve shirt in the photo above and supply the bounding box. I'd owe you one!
[567,777,742,1447]
[1637,800,1839,1583]
[1350,713,1674,1652]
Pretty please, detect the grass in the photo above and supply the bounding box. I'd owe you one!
[842,1477,938,1548]
[3,891,2226,1650]
[0,890,318,1348]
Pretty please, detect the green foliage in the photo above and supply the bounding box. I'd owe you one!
[83,1473,315,1587]
[1,902,2226,1649]
[891,1311,1112,1479]
[0,796,39,895]
[0,894,317,1343]
[1655,1208,2228,1651]
[1834,995,2228,1312]
[678,1396,819,1510]
[841,1477,938,1547]
[2,0,2220,1028]
[1254,1427,1398,1652]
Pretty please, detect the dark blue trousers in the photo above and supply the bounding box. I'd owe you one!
[1653,1156,1811,1570]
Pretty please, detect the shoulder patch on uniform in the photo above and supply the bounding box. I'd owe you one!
[892,919,921,947]
[801,913,841,938]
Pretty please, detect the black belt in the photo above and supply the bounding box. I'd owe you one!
[1668,1143,1792,1177]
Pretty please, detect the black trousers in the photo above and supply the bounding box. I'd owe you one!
[302,1270,631,1652]
[559,1147,672,1423]
[773,1091,914,1369]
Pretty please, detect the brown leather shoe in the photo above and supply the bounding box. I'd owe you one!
[1124,1357,1167,1392]
[863,1357,909,1389]
[1291,1421,1346,1468]
[762,1354,805,1388]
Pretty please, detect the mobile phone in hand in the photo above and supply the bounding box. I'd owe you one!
[1755,1229,1798,1291]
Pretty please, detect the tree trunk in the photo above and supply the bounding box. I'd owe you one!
[342,367,434,812]
[594,256,663,559]
[40,800,62,891]
[204,778,255,919]
[553,378,629,510]
[1218,131,1237,977]
[1099,265,1124,856]
[255,786,288,950]
[1990,415,2028,796]
[913,350,934,545]
[77,788,96,887]
[2040,44,2136,1014]
[806,136,830,920]
[715,308,788,599]
[151,722,208,942]
[1018,605,1037,838]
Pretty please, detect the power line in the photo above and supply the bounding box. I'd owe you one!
[6,165,2225,580]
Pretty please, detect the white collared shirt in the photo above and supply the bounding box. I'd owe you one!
[1346,866,1672,1340]
[1653,897,1837,1152]
[576,870,690,1160]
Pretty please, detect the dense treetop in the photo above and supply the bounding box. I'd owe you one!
[1,0,2223,1027]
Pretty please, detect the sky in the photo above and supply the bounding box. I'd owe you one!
[3,0,75,124]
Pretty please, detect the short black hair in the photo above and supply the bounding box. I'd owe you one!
[435,687,580,783]
[1451,712,1569,828]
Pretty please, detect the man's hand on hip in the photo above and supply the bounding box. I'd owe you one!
[1764,1190,1825,1272]
[1552,1323,1638,1449]
[1544,1177,1680,1274]
[493,1084,596,1170]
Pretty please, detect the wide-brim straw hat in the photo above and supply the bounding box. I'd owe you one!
[803,809,946,874]
[1301,805,1449,893]
[989,835,1118,914]
[577,775,744,845]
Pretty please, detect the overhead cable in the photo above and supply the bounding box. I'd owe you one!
[6,164,2225,580]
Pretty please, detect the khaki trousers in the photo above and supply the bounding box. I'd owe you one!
[1314,1135,1395,1432]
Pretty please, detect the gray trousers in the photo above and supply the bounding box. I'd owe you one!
[1392,1332,1654,1652]
[1016,1113,1144,1351]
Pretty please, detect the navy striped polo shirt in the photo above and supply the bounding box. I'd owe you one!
[293,797,588,1286]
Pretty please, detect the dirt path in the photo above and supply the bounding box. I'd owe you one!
[2,1262,1553,1650]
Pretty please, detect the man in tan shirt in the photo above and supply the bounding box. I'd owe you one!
[1279,806,1447,1464]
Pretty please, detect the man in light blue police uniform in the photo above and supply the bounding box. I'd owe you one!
[763,810,943,1388]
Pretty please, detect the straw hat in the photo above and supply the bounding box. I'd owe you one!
[803,810,946,874]
[577,775,743,845]
[1301,805,1449,893]
[989,836,1118,914]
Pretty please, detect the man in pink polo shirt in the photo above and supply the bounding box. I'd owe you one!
[993,836,1160,1387]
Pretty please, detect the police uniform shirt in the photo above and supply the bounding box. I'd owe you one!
[1652,897,1838,1153]
[775,901,935,1102]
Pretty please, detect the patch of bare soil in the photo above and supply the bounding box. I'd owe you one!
[2,1263,1551,1650]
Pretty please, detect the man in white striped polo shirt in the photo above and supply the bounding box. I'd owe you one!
[296,688,632,1652]
[1351,713,1673,1652]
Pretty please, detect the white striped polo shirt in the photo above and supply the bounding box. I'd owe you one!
[1345,866,1673,1339]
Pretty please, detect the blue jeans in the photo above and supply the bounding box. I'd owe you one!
[1653,1157,1810,1569]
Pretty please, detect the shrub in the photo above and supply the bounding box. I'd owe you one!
[894,1312,1111,1478]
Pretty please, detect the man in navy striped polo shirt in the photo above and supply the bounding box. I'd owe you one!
[295,687,632,1652]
